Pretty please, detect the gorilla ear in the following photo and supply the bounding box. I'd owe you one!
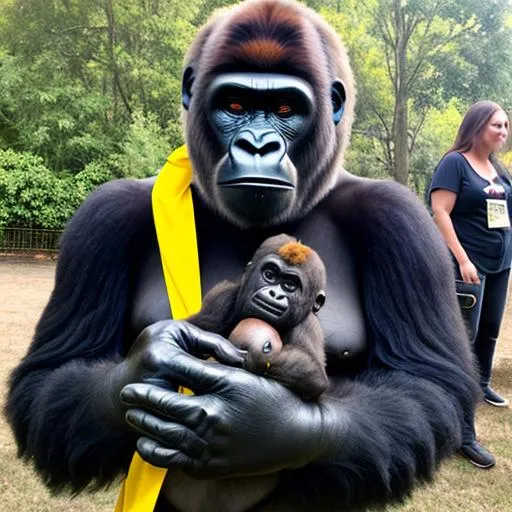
[182,66,195,110]
[313,290,326,314]
[331,79,346,125]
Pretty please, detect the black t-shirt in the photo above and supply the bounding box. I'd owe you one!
[429,152,512,274]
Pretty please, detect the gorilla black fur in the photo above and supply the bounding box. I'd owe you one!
[6,1,479,510]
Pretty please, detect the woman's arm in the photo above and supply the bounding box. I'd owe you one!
[430,189,480,283]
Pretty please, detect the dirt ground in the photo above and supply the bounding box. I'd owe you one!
[0,256,511,511]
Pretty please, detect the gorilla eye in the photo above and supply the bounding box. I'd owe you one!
[262,341,272,353]
[228,102,246,114]
[282,278,299,293]
[263,268,276,283]
[277,104,292,116]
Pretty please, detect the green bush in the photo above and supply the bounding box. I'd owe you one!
[0,149,114,229]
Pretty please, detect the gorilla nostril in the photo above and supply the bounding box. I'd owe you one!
[259,141,281,156]
[235,139,258,156]
[235,139,281,157]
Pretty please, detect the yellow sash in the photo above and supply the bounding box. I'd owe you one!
[115,145,201,511]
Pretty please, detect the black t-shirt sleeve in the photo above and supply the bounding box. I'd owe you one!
[431,153,464,194]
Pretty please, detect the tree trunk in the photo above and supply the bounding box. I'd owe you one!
[104,0,132,116]
[392,0,409,185]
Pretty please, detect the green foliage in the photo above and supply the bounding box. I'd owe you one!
[0,149,114,229]
[0,52,122,173]
[112,110,174,179]
[325,0,512,184]
[74,160,118,197]
[0,149,75,228]
[409,100,464,196]
[0,0,511,229]
[0,0,204,173]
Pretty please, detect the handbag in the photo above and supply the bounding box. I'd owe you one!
[455,278,483,343]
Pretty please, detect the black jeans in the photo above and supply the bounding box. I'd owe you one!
[472,268,511,386]
[459,266,510,443]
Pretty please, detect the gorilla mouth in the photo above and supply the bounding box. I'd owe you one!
[218,177,294,190]
[252,295,286,317]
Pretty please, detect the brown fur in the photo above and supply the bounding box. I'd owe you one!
[277,242,312,266]
[235,39,288,67]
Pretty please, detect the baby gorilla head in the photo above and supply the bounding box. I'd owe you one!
[237,234,326,330]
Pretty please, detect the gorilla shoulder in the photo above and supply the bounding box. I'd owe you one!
[328,173,433,224]
[59,178,154,263]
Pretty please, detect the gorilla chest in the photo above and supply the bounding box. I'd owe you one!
[131,210,366,361]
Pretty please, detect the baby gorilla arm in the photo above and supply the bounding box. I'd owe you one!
[262,316,328,400]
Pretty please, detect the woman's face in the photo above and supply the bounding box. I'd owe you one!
[475,109,509,152]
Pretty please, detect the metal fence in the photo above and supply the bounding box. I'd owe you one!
[0,227,62,253]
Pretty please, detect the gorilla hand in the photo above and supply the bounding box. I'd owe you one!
[104,320,246,432]
[120,357,339,479]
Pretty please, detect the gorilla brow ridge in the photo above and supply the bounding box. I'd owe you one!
[226,32,307,71]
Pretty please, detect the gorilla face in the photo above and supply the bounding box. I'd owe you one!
[205,73,315,225]
[184,70,345,228]
[240,254,307,329]
[181,0,354,228]
[237,245,326,330]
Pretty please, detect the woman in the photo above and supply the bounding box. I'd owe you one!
[430,100,510,467]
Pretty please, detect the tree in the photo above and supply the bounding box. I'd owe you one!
[324,0,512,186]
[0,0,204,172]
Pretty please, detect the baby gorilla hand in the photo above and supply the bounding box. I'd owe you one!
[121,353,328,479]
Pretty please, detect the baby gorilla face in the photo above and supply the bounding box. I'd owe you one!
[241,254,306,329]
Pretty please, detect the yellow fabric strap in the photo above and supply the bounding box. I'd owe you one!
[115,145,201,512]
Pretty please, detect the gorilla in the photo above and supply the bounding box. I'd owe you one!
[6,1,480,511]
[189,233,329,401]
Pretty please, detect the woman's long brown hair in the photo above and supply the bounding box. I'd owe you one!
[448,100,503,153]
[446,100,509,178]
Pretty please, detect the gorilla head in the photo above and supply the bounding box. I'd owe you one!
[237,233,327,329]
[182,0,355,228]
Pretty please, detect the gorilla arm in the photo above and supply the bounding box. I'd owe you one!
[187,280,239,335]
[5,180,152,492]
[4,179,245,493]
[122,178,479,511]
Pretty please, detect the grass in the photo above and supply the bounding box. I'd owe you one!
[0,256,511,511]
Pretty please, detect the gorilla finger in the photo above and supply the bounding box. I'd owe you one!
[121,383,206,426]
[158,349,245,393]
[125,409,208,456]
[177,322,247,364]
[136,436,205,470]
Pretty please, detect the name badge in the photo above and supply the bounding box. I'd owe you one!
[487,199,511,229]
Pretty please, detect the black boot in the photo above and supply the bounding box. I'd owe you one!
[473,335,508,407]
[460,440,496,469]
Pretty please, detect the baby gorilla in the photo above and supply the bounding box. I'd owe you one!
[164,234,328,512]
[188,233,329,401]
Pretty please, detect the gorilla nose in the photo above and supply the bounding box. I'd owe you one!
[232,129,286,162]
[235,138,280,157]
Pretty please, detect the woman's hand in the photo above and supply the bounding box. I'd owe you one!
[459,260,480,284]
